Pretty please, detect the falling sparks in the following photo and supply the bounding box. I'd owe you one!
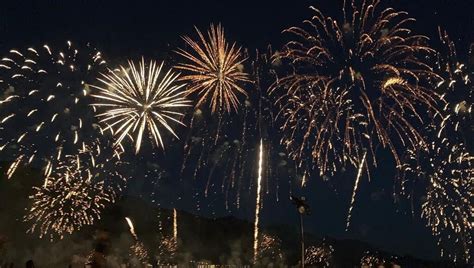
[175,24,250,114]
[360,251,390,267]
[255,233,285,264]
[398,28,473,264]
[304,243,334,267]
[253,139,264,264]
[271,0,440,178]
[91,58,191,154]
[0,41,107,179]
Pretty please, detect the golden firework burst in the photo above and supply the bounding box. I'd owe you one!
[175,24,250,114]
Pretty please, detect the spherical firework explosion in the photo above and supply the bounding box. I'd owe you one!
[0,41,107,179]
[91,58,191,154]
[24,141,125,240]
[304,243,334,267]
[176,24,250,114]
[271,0,440,176]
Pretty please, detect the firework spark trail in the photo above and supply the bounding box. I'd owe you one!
[125,217,150,264]
[175,24,250,115]
[253,139,264,263]
[271,0,440,178]
[91,58,191,154]
[346,150,367,230]
[0,41,108,179]
[125,217,137,240]
[173,208,178,241]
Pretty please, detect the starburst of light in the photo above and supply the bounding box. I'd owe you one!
[176,24,250,114]
[91,58,191,154]
[271,0,440,177]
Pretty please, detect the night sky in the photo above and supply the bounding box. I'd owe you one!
[1,0,473,261]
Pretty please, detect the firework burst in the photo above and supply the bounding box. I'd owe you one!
[24,141,125,240]
[176,24,250,114]
[255,233,284,264]
[360,251,389,267]
[271,0,440,177]
[399,30,473,263]
[91,58,191,154]
[0,41,107,179]
[304,243,334,267]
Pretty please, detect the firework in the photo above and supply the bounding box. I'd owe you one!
[400,110,473,263]
[435,28,473,141]
[304,243,334,267]
[177,48,281,213]
[360,251,387,267]
[399,30,473,263]
[271,0,440,177]
[125,217,150,264]
[24,142,124,240]
[253,139,264,264]
[91,58,191,154]
[130,241,149,263]
[0,41,107,179]
[176,24,250,114]
[156,235,177,264]
[173,208,178,241]
[255,233,285,264]
[346,150,367,230]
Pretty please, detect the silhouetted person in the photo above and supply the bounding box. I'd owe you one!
[25,260,34,268]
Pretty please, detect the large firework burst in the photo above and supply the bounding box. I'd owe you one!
[24,141,125,240]
[91,58,191,154]
[0,41,107,179]
[175,24,250,114]
[271,0,440,176]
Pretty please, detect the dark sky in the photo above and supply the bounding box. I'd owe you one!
[1,0,473,261]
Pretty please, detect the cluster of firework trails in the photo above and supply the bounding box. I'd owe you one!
[0,0,472,266]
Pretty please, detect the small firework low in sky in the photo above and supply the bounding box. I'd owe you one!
[24,141,125,240]
[91,58,191,154]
